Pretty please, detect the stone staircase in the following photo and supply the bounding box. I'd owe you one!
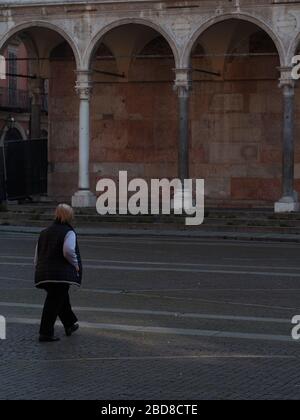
[1,203,300,234]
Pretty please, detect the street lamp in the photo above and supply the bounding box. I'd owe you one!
[0,115,15,137]
[6,115,15,131]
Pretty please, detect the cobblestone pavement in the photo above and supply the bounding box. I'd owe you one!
[0,232,300,400]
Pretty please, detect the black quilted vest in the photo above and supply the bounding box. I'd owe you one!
[35,221,82,288]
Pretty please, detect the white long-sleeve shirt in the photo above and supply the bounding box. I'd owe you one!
[34,231,79,269]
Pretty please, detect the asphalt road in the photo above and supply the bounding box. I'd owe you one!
[0,231,300,400]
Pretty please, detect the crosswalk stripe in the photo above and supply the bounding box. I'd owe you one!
[6,316,294,343]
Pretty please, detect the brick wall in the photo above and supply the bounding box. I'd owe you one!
[48,54,292,206]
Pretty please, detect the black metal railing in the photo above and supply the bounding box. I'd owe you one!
[0,87,48,112]
[0,87,30,111]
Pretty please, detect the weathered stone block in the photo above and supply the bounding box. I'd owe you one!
[209,143,258,164]
[231,178,281,201]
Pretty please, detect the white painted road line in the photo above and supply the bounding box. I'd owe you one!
[2,255,300,273]
[89,260,300,272]
[0,276,30,283]
[83,265,300,278]
[0,285,296,313]
[0,282,295,311]
[1,231,300,249]
[7,355,298,363]
[6,317,294,343]
[78,237,300,249]
[1,260,300,278]
[0,301,289,324]
[0,262,32,266]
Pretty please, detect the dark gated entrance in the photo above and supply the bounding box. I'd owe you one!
[0,138,48,201]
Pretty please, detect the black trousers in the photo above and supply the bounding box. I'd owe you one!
[39,284,78,336]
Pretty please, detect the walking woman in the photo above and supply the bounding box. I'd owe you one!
[34,204,82,343]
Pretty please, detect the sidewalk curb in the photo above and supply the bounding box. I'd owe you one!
[1,225,300,243]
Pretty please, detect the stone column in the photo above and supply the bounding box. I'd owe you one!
[29,78,44,140]
[172,68,192,210]
[72,71,96,208]
[275,68,299,213]
[174,68,192,182]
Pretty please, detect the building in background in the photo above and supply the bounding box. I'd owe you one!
[0,39,49,139]
[0,37,49,202]
[0,40,30,144]
[0,0,299,211]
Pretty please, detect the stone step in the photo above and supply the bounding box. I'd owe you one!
[1,218,300,235]
[2,213,300,227]
[3,208,300,224]
[5,204,300,219]
[1,215,300,225]
[2,204,300,232]
[1,211,300,231]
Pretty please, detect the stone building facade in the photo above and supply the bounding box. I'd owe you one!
[0,0,300,210]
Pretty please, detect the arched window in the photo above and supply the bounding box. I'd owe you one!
[4,127,23,142]
[95,43,114,59]
[138,36,173,58]
[249,30,278,54]
[7,48,18,107]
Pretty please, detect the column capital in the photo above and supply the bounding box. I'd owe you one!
[174,68,192,98]
[75,70,93,100]
[278,66,295,93]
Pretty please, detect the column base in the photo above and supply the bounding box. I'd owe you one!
[72,190,96,208]
[274,195,300,213]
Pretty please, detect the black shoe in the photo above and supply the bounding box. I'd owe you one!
[39,335,60,343]
[65,323,79,337]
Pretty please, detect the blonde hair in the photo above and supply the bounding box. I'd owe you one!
[55,204,74,224]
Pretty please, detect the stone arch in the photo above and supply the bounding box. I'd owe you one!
[0,20,81,69]
[0,122,27,146]
[83,18,180,69]
[287,31,300,66]
[181,14,285,68]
